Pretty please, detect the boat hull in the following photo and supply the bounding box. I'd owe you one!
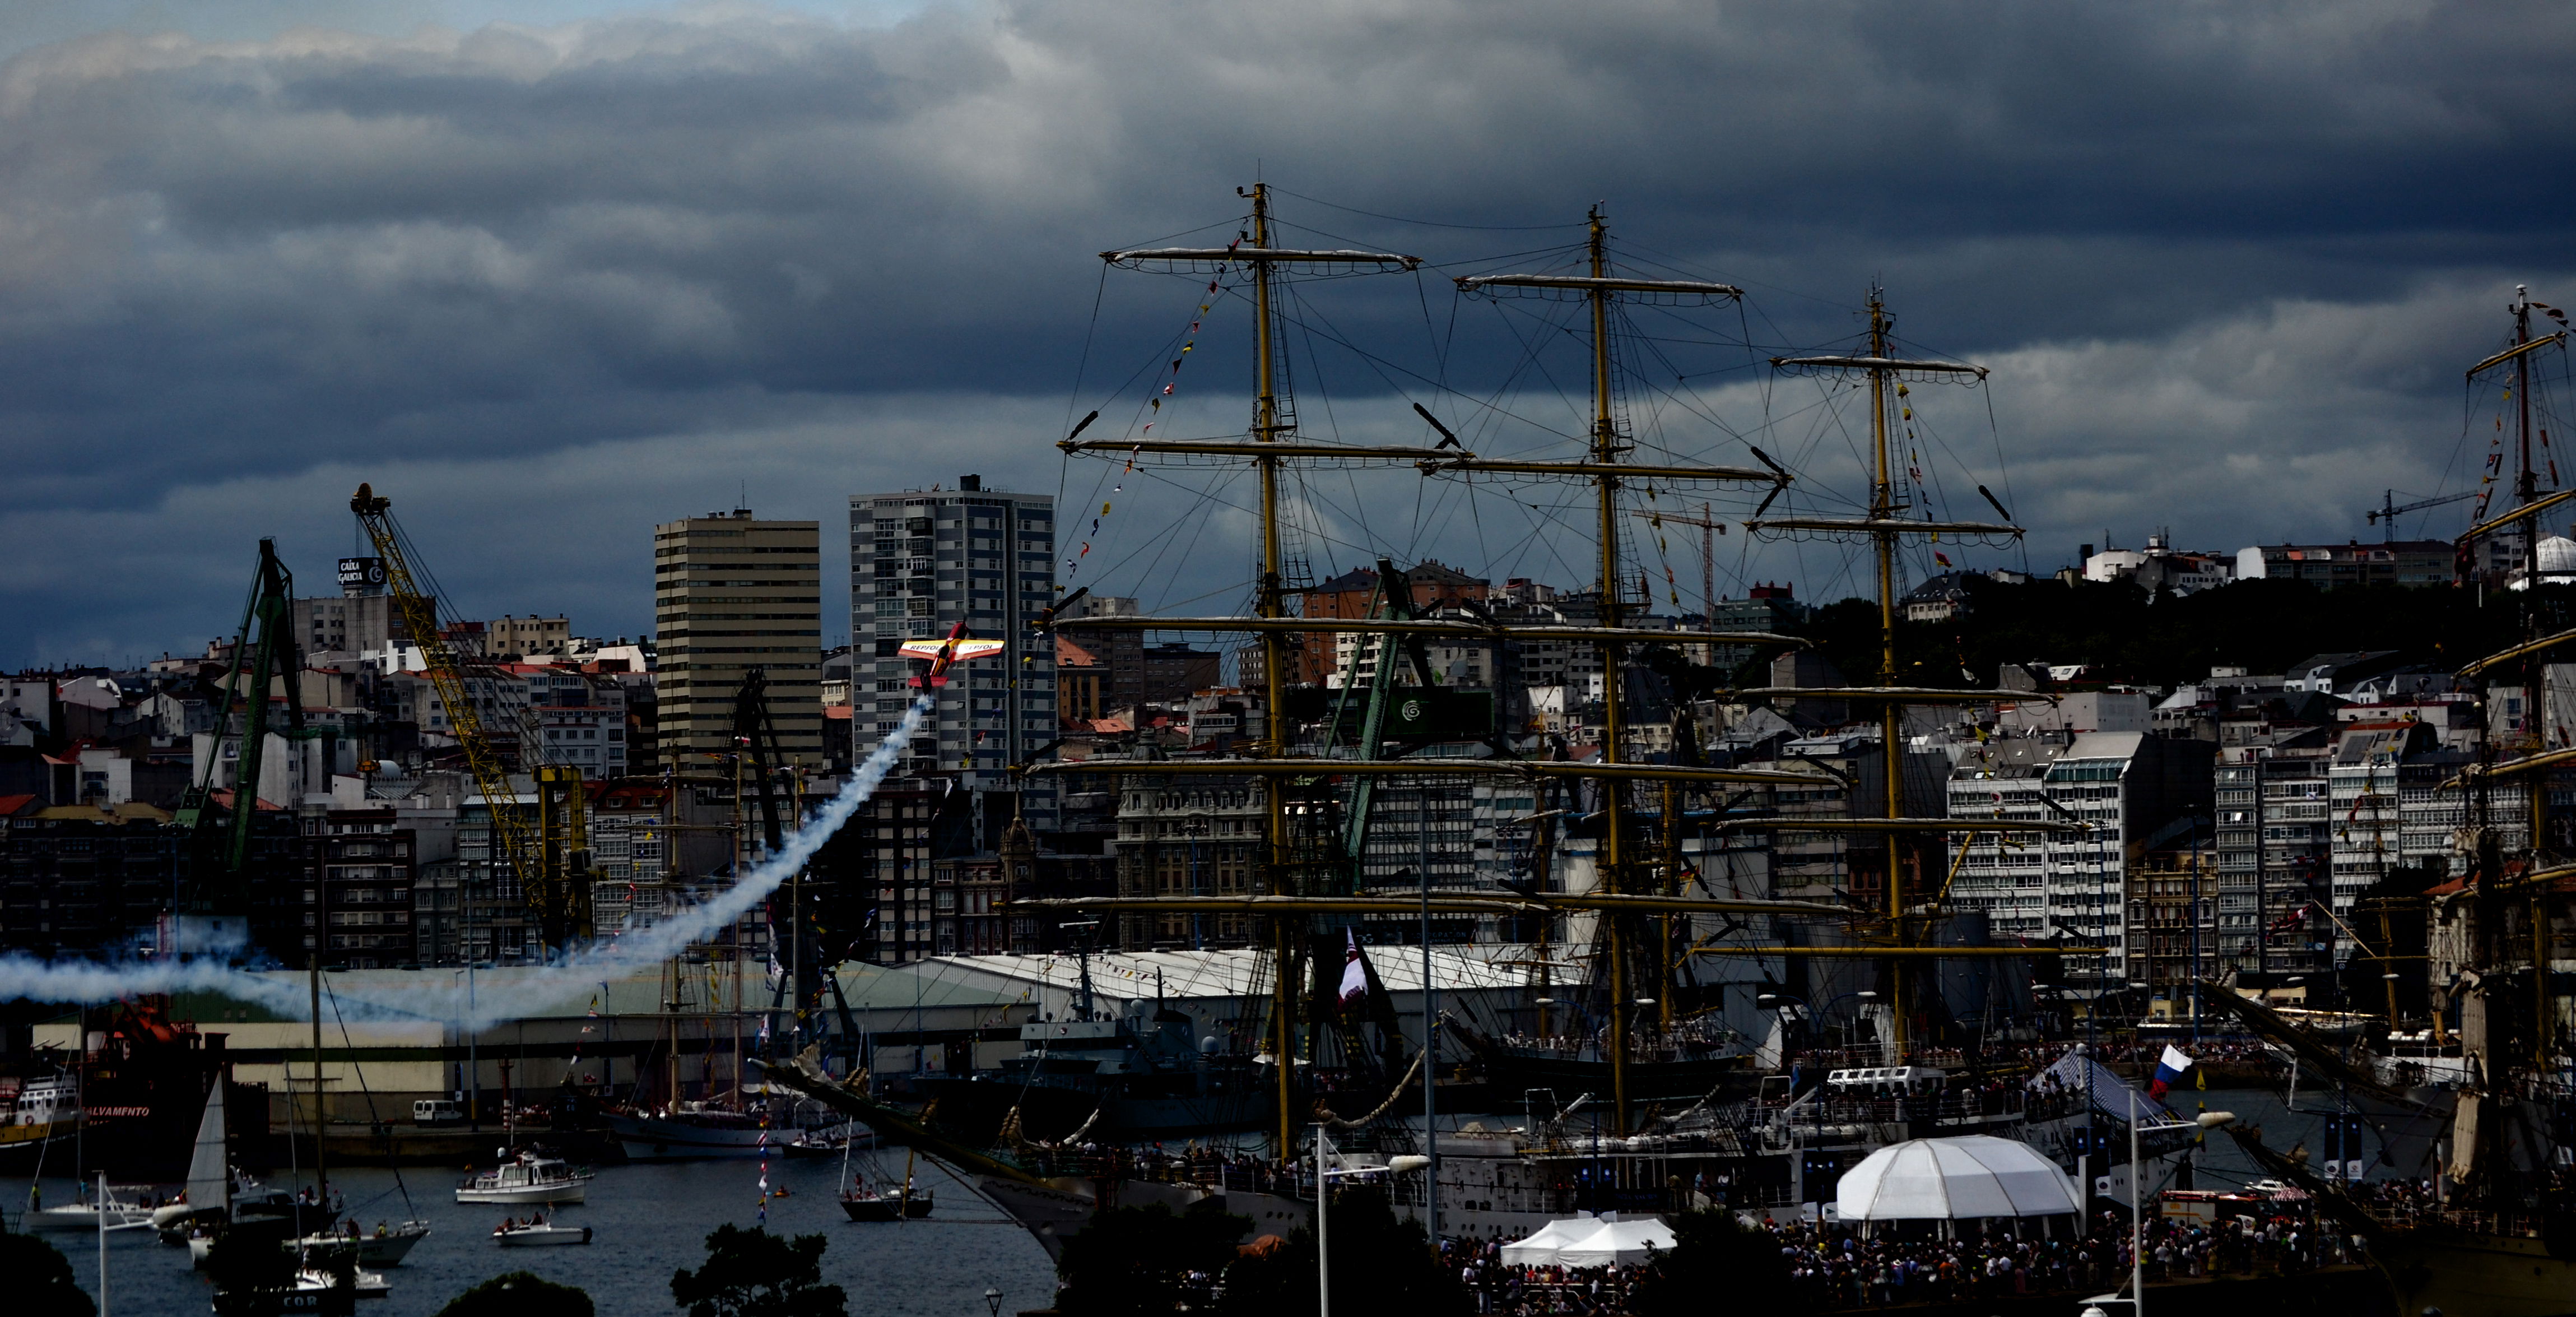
[21,1205,154,1232]
[286,1227,429,1267]
[920,1076,1272,1143]
[494,1226,592,1246]
[606,1111,778,1161]
[2380,1227,2576,1317]
[455,1183,585,1205]
[1473,1050,1752,1105]
[840,1195,934,1222]
[974,1174,1308,1261]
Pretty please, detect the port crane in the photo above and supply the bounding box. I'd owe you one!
[172,539,308,942]
[349,483,590,952]
[2366,488,2476,541]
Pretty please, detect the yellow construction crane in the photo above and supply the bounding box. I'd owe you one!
[350,483,589,952]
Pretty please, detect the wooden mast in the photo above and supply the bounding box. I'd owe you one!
[1248,182,1301,1158]
[1865,292,1909,1062]
[1584,207,1637,1134]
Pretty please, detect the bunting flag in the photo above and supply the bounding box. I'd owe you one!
[1934,551,1953,568]
[752,1091,774,1223]
[1074,263,1233,579]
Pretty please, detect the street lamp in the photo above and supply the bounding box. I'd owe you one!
[1315,1124,1430,1317]
[984,1287,1003,1317]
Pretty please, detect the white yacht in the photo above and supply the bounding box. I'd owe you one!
[455,1150,590,1205]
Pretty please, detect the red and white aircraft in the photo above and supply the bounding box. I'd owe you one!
[898,623,1007,689]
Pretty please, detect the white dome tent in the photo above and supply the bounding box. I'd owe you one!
[1834,1136,2081,1238]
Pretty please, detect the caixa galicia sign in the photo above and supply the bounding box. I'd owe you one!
[338,557,387,589]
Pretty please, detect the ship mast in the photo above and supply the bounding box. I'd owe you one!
[1250,183,1299,1156]
[1753,293,2024,1064]
[1865,294,1910,1053]
[1582,207,1639,1133]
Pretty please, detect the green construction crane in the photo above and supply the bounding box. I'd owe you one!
[173,539,308,924]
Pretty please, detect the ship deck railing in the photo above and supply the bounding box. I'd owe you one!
[2422,1207,2550,1239]
[1754,1089,2083,1133]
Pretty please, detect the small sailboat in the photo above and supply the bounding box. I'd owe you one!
[455,1149,590,1205]
[838,1138,932,1221]
[283,1221,431,1268]
[21,1180,154,1232]
[154,1074,233,1233]
[491,1211,593,1246]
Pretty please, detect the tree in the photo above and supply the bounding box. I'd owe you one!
[1055,1201,1248,1317]
[0,1230,94,1317]
[1215,1186,1468,1317]
[1627,1210,1791,1317]
[671,1224,847,1317]
[436,1270,596,1317]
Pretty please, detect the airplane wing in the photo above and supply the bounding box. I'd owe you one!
[946,639,1008,662]
[896,638,954,661]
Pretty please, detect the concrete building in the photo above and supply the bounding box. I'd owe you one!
[862,783,977,963]
[654,509,826,769]
[2234,540,2454,588]
[291,555,425,662]
[1949,730,2212,981]
[848,477,1057,826]
[1057,636,1108,724]
[1110,770,1262,950]
[2084,533,2234,596]
[2327,720,2436,953]
[2212,734,2333,976]
[313,805,419,968]
[524,670,627,778]
[485,616,570,659]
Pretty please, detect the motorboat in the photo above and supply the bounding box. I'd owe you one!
[492,1213,593,1246]
[782,1123,872,1158]
[454,1150,590,1205]
[210,1267,368,1315]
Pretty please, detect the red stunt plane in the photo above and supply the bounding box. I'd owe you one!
[899,623,1008,689]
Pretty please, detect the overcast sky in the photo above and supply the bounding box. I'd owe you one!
[6,0,2574,668]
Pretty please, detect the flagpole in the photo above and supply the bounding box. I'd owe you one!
[2129,1088,2143,1317]
[1421,865,1438,1244]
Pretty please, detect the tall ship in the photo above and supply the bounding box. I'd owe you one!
[2246,286,2575,1317]
[755,184,2183,1260]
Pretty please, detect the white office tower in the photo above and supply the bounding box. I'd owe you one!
[849,477,1058,829]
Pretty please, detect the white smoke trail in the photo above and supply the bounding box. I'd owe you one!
[0,695,934,1027]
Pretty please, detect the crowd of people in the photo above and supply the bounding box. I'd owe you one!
[1760,1208,2356,1307]
[1421,1200,2355,1315]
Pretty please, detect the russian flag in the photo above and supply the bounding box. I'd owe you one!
[2148,1044,2193,1098]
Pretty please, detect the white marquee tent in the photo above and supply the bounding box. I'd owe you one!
[1499,1213,1676,1268]
[1834,1135,2082,1222]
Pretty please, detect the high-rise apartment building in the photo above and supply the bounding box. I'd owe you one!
[653,510,825,768]
[849,477,1057,828]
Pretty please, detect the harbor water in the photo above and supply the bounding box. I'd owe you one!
[28,1149,1057,1316]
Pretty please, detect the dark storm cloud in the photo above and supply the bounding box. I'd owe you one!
[5,1,2575,663]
